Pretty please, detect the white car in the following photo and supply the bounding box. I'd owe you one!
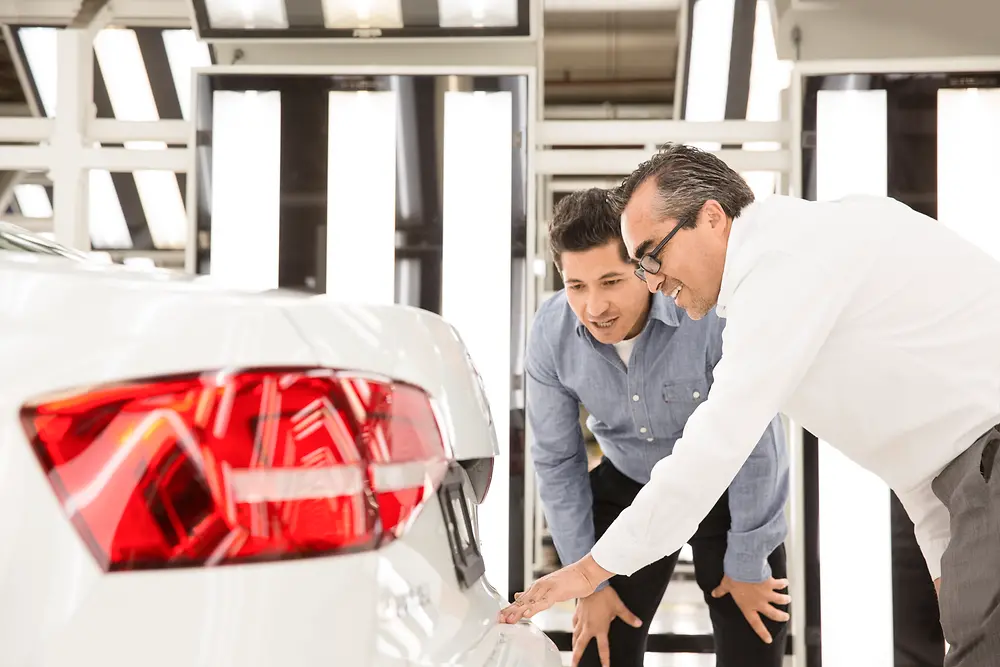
[0,223,561,667]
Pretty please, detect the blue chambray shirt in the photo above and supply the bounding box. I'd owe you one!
[526,290,789,583]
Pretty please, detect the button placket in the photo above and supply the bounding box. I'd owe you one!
[629,344,652,440]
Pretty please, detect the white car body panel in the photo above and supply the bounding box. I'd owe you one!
[0,248,558,667]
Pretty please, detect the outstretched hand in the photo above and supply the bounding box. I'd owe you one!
[499,554,613,624]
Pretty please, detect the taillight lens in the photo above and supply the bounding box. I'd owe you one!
[20,368,448,572]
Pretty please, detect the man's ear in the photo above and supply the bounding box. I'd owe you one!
[703,200,727,229]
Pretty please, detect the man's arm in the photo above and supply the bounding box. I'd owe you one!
[895,483,951,582]
[724,418,789,582]
[592,251,861,576]
[525,321,599,580]
[706,316,789,583]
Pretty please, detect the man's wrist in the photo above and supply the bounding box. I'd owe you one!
[578,553,614,590]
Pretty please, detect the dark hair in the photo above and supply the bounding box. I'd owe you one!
[547,188,629,269]
[611,143,755,230]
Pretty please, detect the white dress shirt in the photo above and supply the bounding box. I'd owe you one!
[591,194,1000,581]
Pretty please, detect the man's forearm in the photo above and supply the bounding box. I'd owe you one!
[723,418,789,582]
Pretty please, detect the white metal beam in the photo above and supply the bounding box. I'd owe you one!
[0,0,192,27]
[0,118,55,142]
[209,41,539,69]
[86,119,191,144]
[50,28,92,252]
[535,147,791,176]
[538,119,790,146]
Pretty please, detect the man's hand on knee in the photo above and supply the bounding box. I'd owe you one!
[711,574,791,644]
[571,585,642,667]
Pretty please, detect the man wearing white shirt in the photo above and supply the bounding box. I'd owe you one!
[500,143,1000,666]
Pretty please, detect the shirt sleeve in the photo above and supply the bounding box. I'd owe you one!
[705,316,790,583]
[524,320,598,573]
[592,251,859,576]
[895,482,950,580]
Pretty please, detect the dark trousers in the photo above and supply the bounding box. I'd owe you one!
[891,491,946,666]
[579,458,789,667]
[933,427,1000,667]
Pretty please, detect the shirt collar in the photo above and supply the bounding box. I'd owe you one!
[716,198,767,318]
[575,291,680,339]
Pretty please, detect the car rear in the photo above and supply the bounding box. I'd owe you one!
[0,254,560,667]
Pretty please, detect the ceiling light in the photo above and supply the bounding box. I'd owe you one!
[437,0,517,28]
[322,0,403,28]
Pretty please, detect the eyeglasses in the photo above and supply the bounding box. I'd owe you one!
[633,222,685,281]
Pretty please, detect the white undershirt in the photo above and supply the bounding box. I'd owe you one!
[613,337,637,369]
[591,194,1000,581]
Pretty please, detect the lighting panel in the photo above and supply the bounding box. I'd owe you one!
[938,88,1000,260]
[441,90,513,599]
[210,90,282,291]
[88,170,134,249]
[202,0,289,29]
[683,0,734,150]
[437,0,518,28]
[162,30,213,121]
[326,90,398,302]
[815,87,894,667]
[13,184,53,219]
[321,0,404,28]
[741,0,793,200]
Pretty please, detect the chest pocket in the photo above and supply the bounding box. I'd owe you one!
[659,377,710,438]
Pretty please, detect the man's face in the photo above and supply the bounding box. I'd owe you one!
[621,178,729,321]
[560,240,651,345]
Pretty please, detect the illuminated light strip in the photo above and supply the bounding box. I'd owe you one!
[93,28,187,250]
[161,29,212,121]
[13,184,53,218]
[202,0,289,29]
[938,88,1000,260]
[441,89,513,599]
[326,90,398,302]
[437,0,518,27]
[815,88,894,667]
[683,0,735,150]
[740,0,794,200]
[321,0,403,27]
[209,90,282,292]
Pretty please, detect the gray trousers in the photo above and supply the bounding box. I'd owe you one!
[932,426,1000,667]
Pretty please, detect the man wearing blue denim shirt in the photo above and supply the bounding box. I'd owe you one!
[527,188,789,667]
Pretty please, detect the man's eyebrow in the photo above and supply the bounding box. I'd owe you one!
[633,239,655,260]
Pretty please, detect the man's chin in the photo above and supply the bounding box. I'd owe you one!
[589,325,624,344]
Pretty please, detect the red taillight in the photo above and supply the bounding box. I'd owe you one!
[20,368,448,572]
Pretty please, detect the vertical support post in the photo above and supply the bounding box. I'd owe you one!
[50,28,94,251]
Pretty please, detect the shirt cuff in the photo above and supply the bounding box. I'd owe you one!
[591,535,659,578]
[723,548,772,583]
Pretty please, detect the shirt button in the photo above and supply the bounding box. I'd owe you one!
[639,427,647,433]
[693,391,701,399]
[646,437,654,442]
[632,395,640,402]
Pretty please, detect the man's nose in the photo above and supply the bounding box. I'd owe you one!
[645,272,664,294]
[586,294,610,316]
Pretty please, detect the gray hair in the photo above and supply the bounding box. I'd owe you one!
[611,143,755,229]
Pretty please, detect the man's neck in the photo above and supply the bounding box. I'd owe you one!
[622,295,653,341]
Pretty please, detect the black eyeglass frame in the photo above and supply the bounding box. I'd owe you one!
[633,222,685,281]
